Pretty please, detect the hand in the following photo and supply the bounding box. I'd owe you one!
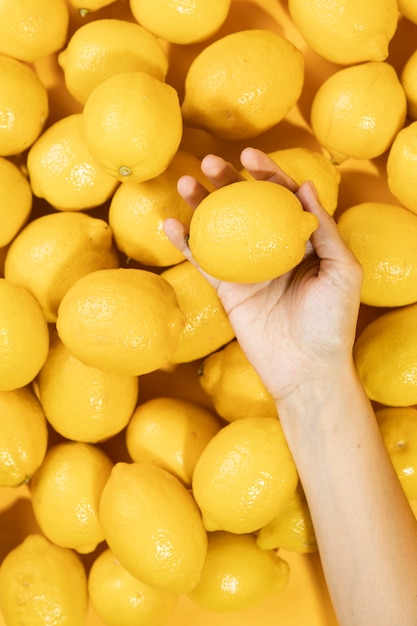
[164,147,363,405]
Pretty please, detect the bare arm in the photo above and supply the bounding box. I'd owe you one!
[164,147,417,626]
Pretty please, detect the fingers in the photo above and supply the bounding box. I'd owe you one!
[163,218,193,262]
[240,147,299,192]
[177,175,210,210]
[201,153,244,187]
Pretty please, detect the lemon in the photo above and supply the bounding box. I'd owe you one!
[68,0,117,15]
[83,71,182,183]
[386,121,417,215]
[256,484,318,553]
[37,334,139,443]
[108,150,214,267]
[188,179,318,283]
[88,548,178,626]
[0,0,69,63]
[0,157,32,247]
[288,0,398,65]
[0,279,49,391]
[401,50,417,121]
[58,18,168,105]
[192,416,299,534]
[181,29,304,140]
[27,113,119,211]
[30,441,113,554]
[199,340,277,422]
[161,261,235,363]
[99,462,208,594]
[0,387,48,488]
[126,396,222,487]
[4,211,120,323]
[0,534,88,626]
[130,0,231,44]
[353,302,417,406]
[337,201,417,307]
[310,61,407,164]
[376,406,417,502]
[56,268,184,376]
[0,54,49,157]
[263,147,341,216]
[398,0,417,24]
[188,531,289,612]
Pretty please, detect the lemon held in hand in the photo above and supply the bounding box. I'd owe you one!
[188,179,318,283]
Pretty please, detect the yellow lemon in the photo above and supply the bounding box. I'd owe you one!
[0,387,48,488]
[256,484,318,553]
[129,0,231,44]
[188,531,289,612]
[0,534,88,626]
[386,121,417,215]
[198,339,277,422]
[83,71,182,183]
[30,441,113,554]
[99,462,208,594]
[401,49,417,120]
[125,396,222,487]
[376,406,417,502]
[27,113,119,211]
[0,157,32,247]
[37,334,139,443]
[56,268,184,376]
[0,279,49,391]
[161,261,235,363]
[353,302,417,406]
[4,211,120,323]
[181,29,304,140]
[68,0,117,15]
[0,0,69,63]
[398,0,417,24]
[288,0,398,65]
[108,150,214,267]
[310,61,407,164]
[88,548,178,626]
[192,416,299,534]
[188,179,318,283]
[337,202,417,307]
[0,54,49,157]
[58,18,168,105]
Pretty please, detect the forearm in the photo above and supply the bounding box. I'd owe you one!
[276,362,417,626]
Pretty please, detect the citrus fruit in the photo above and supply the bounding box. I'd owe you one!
[288,0,398,65]
[0,534,88,626]
[376,406,417,502]
[400,49,417,120]
[192,416,299,533]
[337,201,417,307]
[188,531,289,612]
[56,268,184,376]
[58,18,168,105]
[181,29,304,140]
[386,121,417,215]
[0,387,48,488]
[37,334,139,443]
[397,0,417,24]
[0,157,32,247]
[129,0,231,44]
[0,0,69,62]
[125,396,222,486]
[27,113,119,211]
[188,179,318,283]
[108,150,214,267]
[0,279,49,391]
[68,0,117,15]
[30,441,113,554]
[161,261,235,363]
[310,61,407,163]
[198,339,277,422]
[99,462,208,594]
[353,302,417,406]
[88,548,178,626]
[4,211,120,323]
[82,71,182,183]
[256,484,318,553]
[0,54,49,157]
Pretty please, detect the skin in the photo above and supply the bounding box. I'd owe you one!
[164,147,417,626]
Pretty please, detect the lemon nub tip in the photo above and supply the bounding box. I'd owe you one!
[119,166,132,178]
[79,8,91,17]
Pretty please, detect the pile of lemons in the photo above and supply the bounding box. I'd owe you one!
[1,0,417,625]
